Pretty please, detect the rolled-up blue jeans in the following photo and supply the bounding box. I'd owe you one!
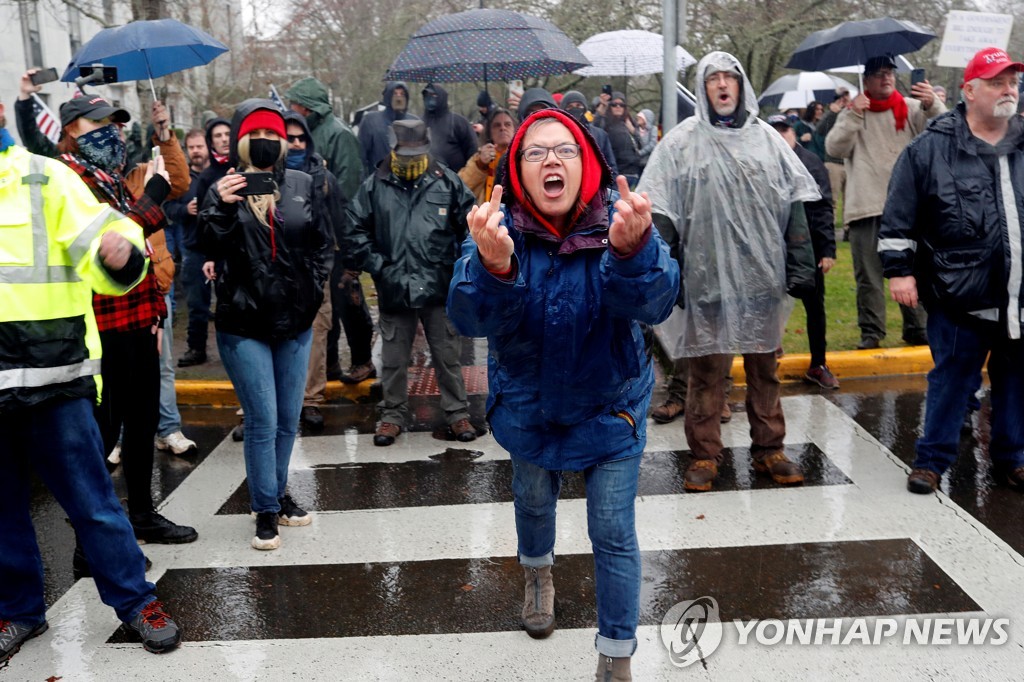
[915,306,1024,475]
[511,453,641,658]
[0,398,155,624]
[218,328,312,513]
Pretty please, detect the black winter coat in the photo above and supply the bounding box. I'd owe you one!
[880,104,1024,334]
[422,84,478,172]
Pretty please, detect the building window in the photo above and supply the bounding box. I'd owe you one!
[68,6,83,54]
[19,0,44,68]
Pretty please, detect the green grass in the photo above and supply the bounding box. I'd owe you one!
[783,234,907,354]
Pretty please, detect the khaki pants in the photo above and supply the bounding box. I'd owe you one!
[303,280,333,406]
[825,161,845,216]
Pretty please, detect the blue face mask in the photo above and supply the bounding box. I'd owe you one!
[77,123,126,172]
[286,147,306,170]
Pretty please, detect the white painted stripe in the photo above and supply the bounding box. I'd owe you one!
[999,156,1022,339]
[0,358,100,391]
[877,238,917,253]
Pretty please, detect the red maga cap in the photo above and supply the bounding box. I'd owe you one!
[962,47,1024,87]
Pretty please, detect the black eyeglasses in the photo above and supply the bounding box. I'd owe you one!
[609,102,626,108]
[287,134,308,143]
[520,144,580,162]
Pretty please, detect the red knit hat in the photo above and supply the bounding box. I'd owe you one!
[238,109,286,140]
[507,108,606,237]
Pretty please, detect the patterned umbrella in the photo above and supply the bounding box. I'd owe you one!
[385,9,589,84]
[574,30,696,77]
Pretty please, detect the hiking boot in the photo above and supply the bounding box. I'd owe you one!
[907,468,940,494]
[177,348,207,368]
[856,337,880,350]
[73,544,151,580]
[684,459,718,492]
[278,494,312,526]
[300,406,324,430]
[595,654,632,681]
[374,422,401,446]
[753,450,804,485]
[720,402,733,423]
[130,511,198,545]
[651,398,684,424]
[521,566,555,639]
[155,431,197,455]
[804,365,840,389]
[125,600,181,654]
[451,418,477,442]
[993,463,1024,491]
[0,619,48,663]
[341,362,376,384]
[252,511,280,550]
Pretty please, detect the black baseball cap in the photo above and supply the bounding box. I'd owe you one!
[59,95,131,128]
[864,55,898,76]
[766,114,792,129]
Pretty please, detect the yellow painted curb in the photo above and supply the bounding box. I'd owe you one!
[175,347,934,405]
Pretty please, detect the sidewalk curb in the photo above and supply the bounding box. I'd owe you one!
[175,347,933,406]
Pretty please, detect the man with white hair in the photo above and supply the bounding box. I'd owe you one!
[639,51,820,492]
[880,47,1024,494]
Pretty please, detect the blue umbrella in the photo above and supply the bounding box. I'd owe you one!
[62,19,228,98]
[785,17,935,72]
[386,9,589,85]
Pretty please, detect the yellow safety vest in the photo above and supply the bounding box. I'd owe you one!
[0,144,146,409]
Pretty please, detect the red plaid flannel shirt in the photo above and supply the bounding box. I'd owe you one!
[62,158,169,332]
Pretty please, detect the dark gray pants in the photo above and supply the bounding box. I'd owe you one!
[378,305,470,427]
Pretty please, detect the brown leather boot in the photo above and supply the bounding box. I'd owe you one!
[684,459,718,492]
[521,566,555,639]
[651,397,684,424]
[907,468,940,494]
[753,450,804,485]
[595,654,632,681]
[720,402,732,423]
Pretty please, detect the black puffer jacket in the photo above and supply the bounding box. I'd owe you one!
[344,160,476,313]
[880,103,1024,334]
[199,99,332,341]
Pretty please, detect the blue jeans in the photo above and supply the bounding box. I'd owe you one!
[915,307,1024,475]
[511,454,641,658]
[0,398,156,624]
[158,293,182,436]
[218,328,313,513]
[182,246,212,353]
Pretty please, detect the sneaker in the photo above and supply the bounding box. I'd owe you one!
[130,511,199,544]
[451,418,477,442]
[804,365,840,390]
[907,468,940,494]
[651,398,684,424]
[300,406,324,430]
[155,431,197,455]
[125,600,181,654]
[0,619,48,663]
[252,511,280,550]
[340,362,377,384]
[684,459,719,492]
[374,422,401,446]
[278,494,312,526]
[753,450,804,485]
[177,348,207,368]
[231,416,244,442]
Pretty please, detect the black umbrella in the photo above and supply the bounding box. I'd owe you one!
[385,9,589,86]
[785,17,936,72]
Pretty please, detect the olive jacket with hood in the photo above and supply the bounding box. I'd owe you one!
[880,103,1024,340]
[285,77,363,201]
[357,82,419,174]
[344,151,476,314]
[638,51,819,360]
[198,99,333,341]
[422,83,477,172]
[447,109,679,471]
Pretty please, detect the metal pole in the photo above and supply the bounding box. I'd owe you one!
[662,0,678,131]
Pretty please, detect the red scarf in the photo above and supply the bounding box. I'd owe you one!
[867,91,909,131]
[507,109,604,238]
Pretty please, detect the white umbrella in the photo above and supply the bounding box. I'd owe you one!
[758,72,858,110]
[828,54,914,74]
[574,29,696,77]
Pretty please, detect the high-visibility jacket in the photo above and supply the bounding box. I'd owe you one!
[0,143,147,412]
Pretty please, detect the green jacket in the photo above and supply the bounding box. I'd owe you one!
[344,161,475,313]
[286,77,363,200]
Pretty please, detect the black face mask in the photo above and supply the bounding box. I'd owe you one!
[424,95,439,113]
[249,138,281,169]
[565,106,588,124]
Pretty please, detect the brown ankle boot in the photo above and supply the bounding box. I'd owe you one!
[753,450,804,485]
[595,654,632,681]
[521,565,555,638]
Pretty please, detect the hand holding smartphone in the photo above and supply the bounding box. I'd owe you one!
[29,67,60,86]
[237,172,276,196]
[910,68,926,87]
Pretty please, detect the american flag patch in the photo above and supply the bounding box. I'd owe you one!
[31,93,61,145]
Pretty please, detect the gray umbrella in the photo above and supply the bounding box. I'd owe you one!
[385,9,589,85]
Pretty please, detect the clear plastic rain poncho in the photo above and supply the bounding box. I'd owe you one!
[638,51,820,359]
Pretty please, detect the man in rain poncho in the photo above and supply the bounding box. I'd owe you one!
[638,51,820,492]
